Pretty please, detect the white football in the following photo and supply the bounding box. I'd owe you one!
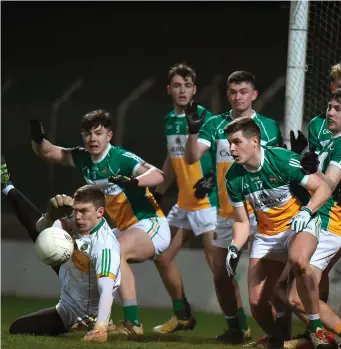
[35,227,74,266]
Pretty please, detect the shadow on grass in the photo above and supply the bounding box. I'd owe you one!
[126,333,219,345]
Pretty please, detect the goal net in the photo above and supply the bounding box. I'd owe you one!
[304,1,341,120]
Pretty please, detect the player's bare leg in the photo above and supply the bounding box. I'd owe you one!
[213,246,251,344]
[248,258,286,347]
[288,233,337,349]
[319,249,341,303]
[273,263,294,340]
[111,227,155,336]
[288,233,320,328]
[202,230,214,271]
[153,226,195,334]
[284,252,341,337]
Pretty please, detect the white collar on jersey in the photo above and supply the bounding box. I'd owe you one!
[91,143,111,164]
[175,112,186,118]
[243,146,264,173]
[229,110,257,120]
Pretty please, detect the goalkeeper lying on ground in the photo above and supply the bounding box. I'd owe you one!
[1,165,120,343]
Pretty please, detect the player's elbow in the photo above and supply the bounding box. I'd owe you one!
[148,168,165,187]
[184,152,197,165]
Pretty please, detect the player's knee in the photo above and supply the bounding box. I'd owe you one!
[212,262,231,284]
[154,253,170,269]
[289,254,310,275]
[9,318,25,334]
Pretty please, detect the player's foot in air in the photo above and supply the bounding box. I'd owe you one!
[1,155,12,191]
[107,320,144,336]
[310,328,337,349]
[152,315,196,334]
[216,327,252,344]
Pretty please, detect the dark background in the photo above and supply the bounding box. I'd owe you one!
[1,1,291,237]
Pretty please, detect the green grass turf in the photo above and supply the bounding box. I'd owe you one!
[1,296,305,349]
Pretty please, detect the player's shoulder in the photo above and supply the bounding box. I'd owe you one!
[204,112,230,127]
[114,146,143,163]
[197,105,213,121]
[106,144,125,157]
[164,109,176,118]
[309,112,326,126]
[225,161,245,181]
[255,113,280,128]
[263,146,299,167]
[163,110,177,126]
[92,220,120,250]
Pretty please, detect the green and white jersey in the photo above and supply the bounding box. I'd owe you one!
[47,217,120,327]
[225,146,310,235]
[164,105,218,210]
[308,112,332,153]
[71,144,164,231]
[317,134,341,236]
[198,110,283,218]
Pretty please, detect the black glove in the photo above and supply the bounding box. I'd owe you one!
[290,130,308,154]
[30,120,46,144]
[108,175,139,188]
[193,171,215,199]
[152,191,163,204]
[333,181,341,206]
[300,147,319,174]
[185,102,206,134]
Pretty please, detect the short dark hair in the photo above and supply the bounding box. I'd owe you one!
[224,117,261,141]
[73,184,106,210]
[168,63,196,84]
[81,109,112,132]
[331,88,341,104]
[227,70,256,89]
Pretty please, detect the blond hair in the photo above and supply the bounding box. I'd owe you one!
[330,63,341,81]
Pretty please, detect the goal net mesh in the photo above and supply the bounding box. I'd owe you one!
[304,1,341,121]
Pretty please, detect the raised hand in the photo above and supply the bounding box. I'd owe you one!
[46,194,74,221]
[185,102,206,134]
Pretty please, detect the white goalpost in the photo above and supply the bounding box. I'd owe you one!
[284,0,309,146]
[284,1,341,147]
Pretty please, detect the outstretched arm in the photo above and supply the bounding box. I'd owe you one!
[30,120,74,166]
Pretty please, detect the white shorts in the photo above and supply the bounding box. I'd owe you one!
[212,213,258,249]
[310,229,341,271]
[167,204,217,236]
[113,217,171,256]
[250,216,321,263]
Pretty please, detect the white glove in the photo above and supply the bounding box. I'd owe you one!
[226,245,239,277]
[46,194,74,221]
[291,206,312,232]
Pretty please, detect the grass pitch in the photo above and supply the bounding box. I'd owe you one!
[1,296,305,349]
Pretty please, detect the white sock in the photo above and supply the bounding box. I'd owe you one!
[2,184,14,196]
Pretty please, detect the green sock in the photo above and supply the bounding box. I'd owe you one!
[226,315,241,331]
[124,305,140,326]
[309,318,322,333]
[237,307,249,331]
[172,299,191,320]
